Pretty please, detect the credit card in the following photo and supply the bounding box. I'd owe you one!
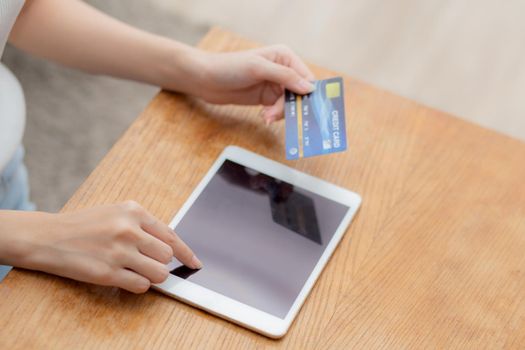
[285,77,347,159]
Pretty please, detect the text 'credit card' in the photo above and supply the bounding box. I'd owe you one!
[285,77,347,160]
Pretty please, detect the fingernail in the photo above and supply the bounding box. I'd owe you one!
[191,255,203,269]
[297,79,315,93]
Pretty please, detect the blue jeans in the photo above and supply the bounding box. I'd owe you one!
[0,146,35,282]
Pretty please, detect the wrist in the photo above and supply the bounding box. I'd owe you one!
[155,39,210,96]
[0,211,59,268]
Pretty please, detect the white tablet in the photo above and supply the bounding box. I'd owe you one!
[154,146,361,338]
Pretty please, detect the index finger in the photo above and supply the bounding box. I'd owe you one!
[140,210,202,270]
[260,45,315,81]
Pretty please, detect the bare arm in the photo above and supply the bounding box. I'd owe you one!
[9,0,196,92]
[9,0,315,122]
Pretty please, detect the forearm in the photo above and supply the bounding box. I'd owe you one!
[9,0,316,121]
[9,0,205,93]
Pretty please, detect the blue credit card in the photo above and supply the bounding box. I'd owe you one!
[285,77,347,159]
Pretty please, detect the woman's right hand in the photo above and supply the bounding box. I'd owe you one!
[0,201,201,293]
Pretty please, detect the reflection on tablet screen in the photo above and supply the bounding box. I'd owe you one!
[269,191,322,245]
[170,160,349,318]
[217,160,322,244]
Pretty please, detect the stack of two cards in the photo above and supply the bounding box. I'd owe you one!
[284,77,347,160]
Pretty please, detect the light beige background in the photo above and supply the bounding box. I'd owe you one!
[3,0,524,211]
[159,0,525,140]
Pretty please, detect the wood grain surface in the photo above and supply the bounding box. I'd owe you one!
[1,27,524,349]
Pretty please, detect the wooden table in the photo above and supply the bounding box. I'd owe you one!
[1,27,525,349]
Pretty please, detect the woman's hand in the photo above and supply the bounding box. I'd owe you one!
[0,201,201,293]
[169,45,316,124]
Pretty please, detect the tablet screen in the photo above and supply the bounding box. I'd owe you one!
[171,159,349,318]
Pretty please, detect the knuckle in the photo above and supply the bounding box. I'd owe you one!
[151,267,169,284]
[274,43,291,54]
[95,267,115,285]
[121,200,143,216]
[153,243,173,265]
[132,281,150,294]
[162,246,174,264]
[112,218,134,234]
[159,267,170,282]
[111,219,140,243]
[165,234,177,248]
[109,247,128,264]
[145,215,157,227]
[159,248,173,265]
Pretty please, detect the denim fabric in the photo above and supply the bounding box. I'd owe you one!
[0,145,35,282]
[0,146,34,211]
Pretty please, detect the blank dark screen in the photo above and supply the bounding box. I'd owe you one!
[171,160,349,318]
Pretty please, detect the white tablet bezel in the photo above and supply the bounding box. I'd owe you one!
[153,145,361,338]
